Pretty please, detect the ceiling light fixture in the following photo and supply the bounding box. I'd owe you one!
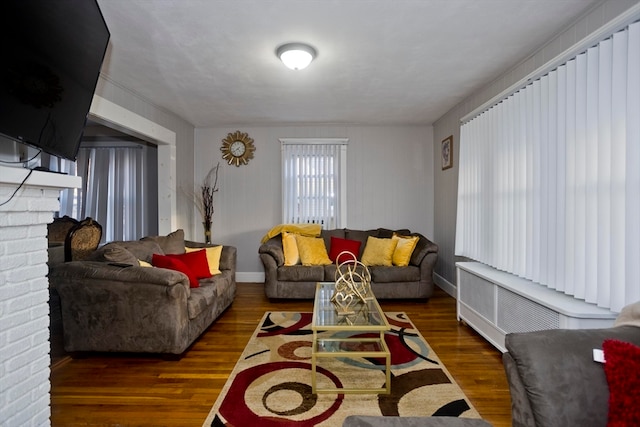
[276,43,317,70]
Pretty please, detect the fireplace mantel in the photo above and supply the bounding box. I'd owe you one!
[0,164,81,426]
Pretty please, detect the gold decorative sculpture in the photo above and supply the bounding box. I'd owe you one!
[331,251,372,315]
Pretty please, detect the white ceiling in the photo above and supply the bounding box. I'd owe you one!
[96,0,601,128]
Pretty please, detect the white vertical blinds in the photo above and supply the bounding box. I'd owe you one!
[282,140,347,229]
[456,21,640,312]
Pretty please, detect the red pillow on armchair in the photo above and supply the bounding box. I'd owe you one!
[602,339,640,427]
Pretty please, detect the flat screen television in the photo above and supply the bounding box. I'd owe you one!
[0,0,110,162]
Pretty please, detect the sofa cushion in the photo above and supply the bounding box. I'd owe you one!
[187,282,218,319]
[345,229,376,258]
[186,245,222,275]
[166,249,212,279]
[329,236,361,263]
[143,229,185,254]
[392,235,419,267]
[377,228,411,238]
[369,265,420,283]
[88,243,138,265]
[321,228,346,253]
[277,265,325,281]
[282,232,300,266]
[152,253,199,288]
[295,235,332,266]
[361,236,398,266]
[602,339,640,426]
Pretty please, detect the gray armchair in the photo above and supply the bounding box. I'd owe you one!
[502,318,640,427]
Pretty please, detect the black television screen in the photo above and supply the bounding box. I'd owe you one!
[0,0,110,161]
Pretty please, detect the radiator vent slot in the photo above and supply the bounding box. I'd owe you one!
[459,269,494,321]
[497,287,560,333]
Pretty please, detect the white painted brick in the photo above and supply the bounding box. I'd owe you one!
[0,181,62,425]
[0,226,29,241]
[3,393,32,427]
[0,254,27,272]
[31,330,50,350]
[31,304,51,323]
[0,282,29,303]
[1,364,30,390]
[1,310,31,332]
[30,353,51,376]
[30,403,51,427]
[8,264,48,283]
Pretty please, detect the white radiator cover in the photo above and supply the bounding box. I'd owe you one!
[456,262,618,352]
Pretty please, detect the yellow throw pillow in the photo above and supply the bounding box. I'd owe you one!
[138,259,153,267]
[295,235,332,266]
[392,234,419,266]
[361,236,398,266]
[185,245,223,275]
[282,232,300,266]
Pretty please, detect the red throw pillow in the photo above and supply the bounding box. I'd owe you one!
[152,253,199,288]
[602,339,640,427]
[329,236,361,264]
[166,249,212,279]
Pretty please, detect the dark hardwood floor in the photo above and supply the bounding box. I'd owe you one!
[50,283,512,426]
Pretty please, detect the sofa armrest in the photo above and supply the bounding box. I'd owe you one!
[259,242,285,267]
[503,326,640,427]
[49,261,193,354]
[410,233,439,266]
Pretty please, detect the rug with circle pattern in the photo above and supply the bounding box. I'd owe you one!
[202,312,480,426]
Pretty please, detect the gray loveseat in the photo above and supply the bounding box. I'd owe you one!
[48,230,236,356]
[259,228,438,299]
[502,304,640,427]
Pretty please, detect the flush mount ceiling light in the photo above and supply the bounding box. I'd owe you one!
[276,43,317,70]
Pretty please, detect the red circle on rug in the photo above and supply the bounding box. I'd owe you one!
[219,361,343,426]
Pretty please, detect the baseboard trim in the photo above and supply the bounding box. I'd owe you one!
[434,273,456,298]
[237,272,264,283]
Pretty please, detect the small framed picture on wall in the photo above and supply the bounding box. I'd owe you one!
[441,135,453,170]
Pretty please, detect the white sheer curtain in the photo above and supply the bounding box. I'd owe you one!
[455,21,640,312]
[61,145,148,242]
[282,140,347,229]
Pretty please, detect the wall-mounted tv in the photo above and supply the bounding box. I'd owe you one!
[0,0,110,162]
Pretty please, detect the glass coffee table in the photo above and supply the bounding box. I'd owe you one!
[311,281,391,394]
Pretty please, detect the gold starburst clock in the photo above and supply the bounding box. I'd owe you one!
[221,130,256,167]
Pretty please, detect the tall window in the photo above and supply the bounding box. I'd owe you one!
[455,21,640,312]
[280,138,348,229]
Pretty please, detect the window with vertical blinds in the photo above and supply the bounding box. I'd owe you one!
[280,138,348,229]
[455,21,640,312]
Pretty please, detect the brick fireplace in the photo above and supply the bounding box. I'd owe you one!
[0,165,80,426]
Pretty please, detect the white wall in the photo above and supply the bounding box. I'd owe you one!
[432,0,640,293]
[93,77,197,235]
[194,125,434,278]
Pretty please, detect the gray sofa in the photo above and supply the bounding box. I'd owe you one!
[259,228,438,299]
[48,230,236,356]
[502,317,640,427]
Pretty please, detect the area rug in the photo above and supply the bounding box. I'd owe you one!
[202,312,480,426]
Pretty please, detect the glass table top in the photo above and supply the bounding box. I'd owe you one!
[312,282,389,331]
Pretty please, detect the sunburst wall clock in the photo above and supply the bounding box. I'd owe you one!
[221,130,255,167]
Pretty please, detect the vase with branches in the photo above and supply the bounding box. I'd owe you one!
[196,162,220,244]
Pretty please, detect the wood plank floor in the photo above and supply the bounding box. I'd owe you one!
[50,283,512,427]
